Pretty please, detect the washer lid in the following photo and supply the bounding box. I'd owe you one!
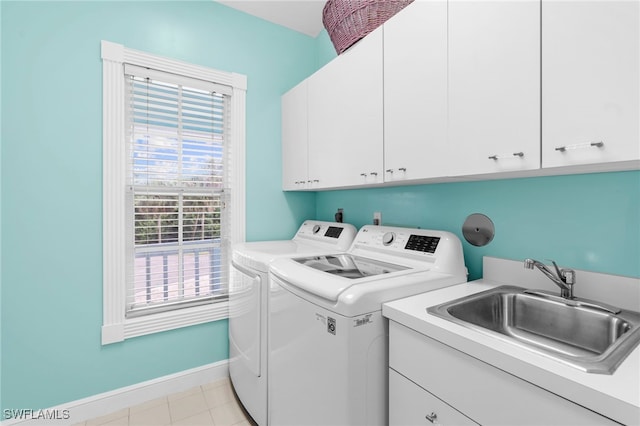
[270,255,423,302]
[294,254,409,279]
[233,240,326,272]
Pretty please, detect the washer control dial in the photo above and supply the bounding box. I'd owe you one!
[312,225,321,234]
[382,232,396,246]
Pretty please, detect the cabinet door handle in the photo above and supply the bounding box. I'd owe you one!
[313,179,319,183]
[360,173,368,177]
[386,169,394,173]
[555,141,605,152]
[398,167,407,172]
[488,152,525,160]
[370,172,378,176]
[425,412,438,423]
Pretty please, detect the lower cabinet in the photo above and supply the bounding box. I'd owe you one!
[388,322,617,426]
[389,369,477,426]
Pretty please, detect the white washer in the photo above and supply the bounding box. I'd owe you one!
[268,225,467,426]
[229,220,357,426]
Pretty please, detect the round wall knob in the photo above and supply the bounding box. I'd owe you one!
[382,232,395,246]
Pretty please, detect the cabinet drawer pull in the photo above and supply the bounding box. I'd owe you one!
[555,141,605,152]
[425,412,438,423]
[488,152,524,160]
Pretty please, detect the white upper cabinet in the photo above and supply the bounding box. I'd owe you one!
[447,0,541,176]
[282,80,308,191]
[307,26,384,189]
[542,1,640,168]
[383,0,448,182]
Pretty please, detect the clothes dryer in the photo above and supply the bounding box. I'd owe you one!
[229,220,356,426]
[268,225,467,426]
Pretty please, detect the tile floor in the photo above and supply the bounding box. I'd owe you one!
[76,378,255,426]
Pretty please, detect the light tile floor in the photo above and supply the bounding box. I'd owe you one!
[77,378,255,426]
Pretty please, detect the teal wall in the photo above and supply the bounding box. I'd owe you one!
[316,171,640,280]
[1,0,315,413]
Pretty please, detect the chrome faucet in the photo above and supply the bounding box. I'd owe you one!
[524,258,575,299]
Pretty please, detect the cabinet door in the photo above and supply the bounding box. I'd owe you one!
[389,322,617,426]
[542,1,640,167]
[384,0,448,182]
[282,80,308,190]
[307,27,384,189]
[389,369,478,426]
[448,0,541,176]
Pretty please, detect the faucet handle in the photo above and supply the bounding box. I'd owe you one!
[550,259,576,285]
[549,259,562,276]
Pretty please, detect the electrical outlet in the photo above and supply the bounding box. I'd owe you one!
[373,212,381,226]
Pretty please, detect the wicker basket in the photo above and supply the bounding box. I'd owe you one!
[323,0,414,54]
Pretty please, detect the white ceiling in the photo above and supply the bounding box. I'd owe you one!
[217,0,327,37]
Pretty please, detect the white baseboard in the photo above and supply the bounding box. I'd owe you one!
[2,360,229,425]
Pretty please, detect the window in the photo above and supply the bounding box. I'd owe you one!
[101,41,246,344]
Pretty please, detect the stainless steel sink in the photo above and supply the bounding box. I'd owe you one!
[427,285,640,374]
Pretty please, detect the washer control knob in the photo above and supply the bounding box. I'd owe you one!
[312,224,321,234]
[382,232,395,246]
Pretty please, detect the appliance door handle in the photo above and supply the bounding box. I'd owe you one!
[231,261,261,281]
[230,260,263,377]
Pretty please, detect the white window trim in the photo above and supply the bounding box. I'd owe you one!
[101,40,246,345]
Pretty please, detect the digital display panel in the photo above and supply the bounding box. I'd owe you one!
[324,226,344,239]
[405,235,440,253]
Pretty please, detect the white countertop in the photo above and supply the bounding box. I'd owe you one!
[383,279,640,425]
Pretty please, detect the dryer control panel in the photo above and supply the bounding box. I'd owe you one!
[294,220,357,251]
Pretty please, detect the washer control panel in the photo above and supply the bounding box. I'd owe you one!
[353,226,445,256]
[405,234,440,254]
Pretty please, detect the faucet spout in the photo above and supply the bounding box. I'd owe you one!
[524,258,575,299]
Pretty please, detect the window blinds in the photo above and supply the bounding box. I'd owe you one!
[124,64,231,317]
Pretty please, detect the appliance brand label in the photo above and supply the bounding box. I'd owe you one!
[353,314,373,327]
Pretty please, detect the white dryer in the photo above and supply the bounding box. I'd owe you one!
[268,225,467,426]
[229,220,357,426]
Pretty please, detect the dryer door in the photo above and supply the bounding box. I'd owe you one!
[229,261,262,377]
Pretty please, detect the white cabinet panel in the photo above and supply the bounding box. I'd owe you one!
[383,0,449,182]
[448,0,541,176]
[282,80,308,190]
[542,0,640,168]
[307,27,384,189]
[389,321,616,426]
[389,369,478,426]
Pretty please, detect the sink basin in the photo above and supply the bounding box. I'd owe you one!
[427,285,640,374]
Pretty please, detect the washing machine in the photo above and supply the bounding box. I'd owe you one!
[268,225,467,426]
[229,220,357,426]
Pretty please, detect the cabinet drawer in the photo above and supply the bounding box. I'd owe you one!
[390,368,478,426]
[389,322,615,425]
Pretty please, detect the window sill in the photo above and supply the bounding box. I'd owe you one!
[101,301,228,345]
